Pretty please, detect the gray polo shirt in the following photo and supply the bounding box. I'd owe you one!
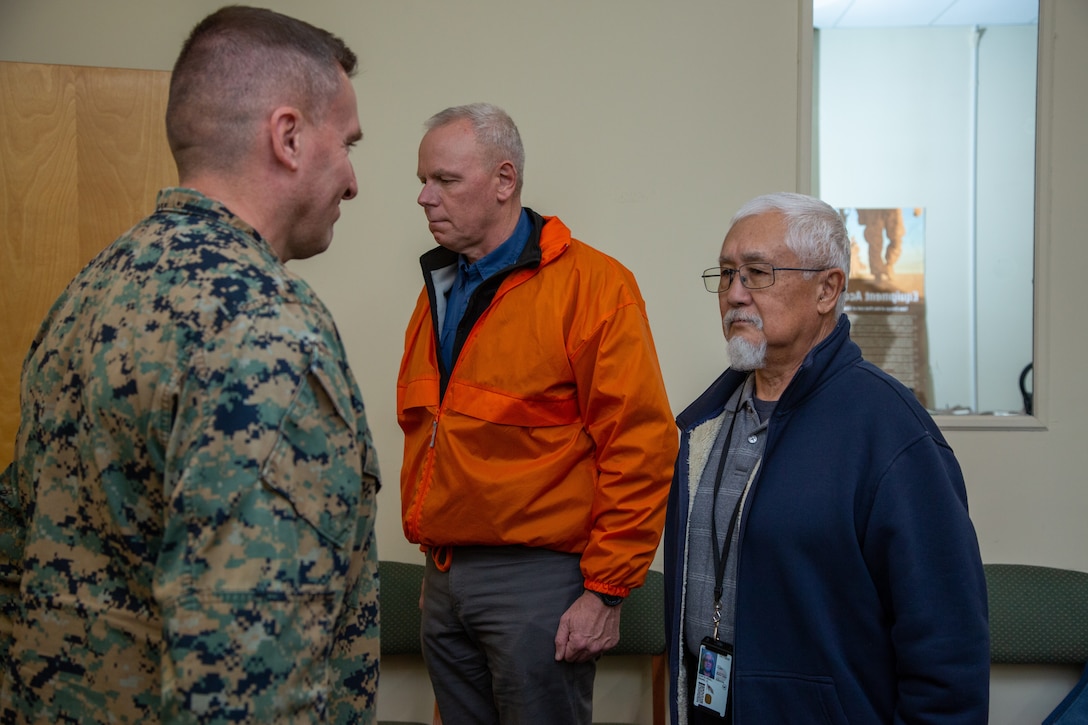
[684,376,775,655]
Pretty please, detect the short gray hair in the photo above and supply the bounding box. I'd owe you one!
[730,192,851,316]
[425,103,525,195]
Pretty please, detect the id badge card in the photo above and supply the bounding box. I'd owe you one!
[693,638,733,717]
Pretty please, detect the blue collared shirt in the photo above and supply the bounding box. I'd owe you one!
[439,209,531,372]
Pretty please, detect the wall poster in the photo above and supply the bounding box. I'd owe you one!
[840,207,932,408]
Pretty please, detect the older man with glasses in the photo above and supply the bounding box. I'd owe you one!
[663,192,990,724]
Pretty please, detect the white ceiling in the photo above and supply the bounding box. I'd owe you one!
[814,0,1038,28]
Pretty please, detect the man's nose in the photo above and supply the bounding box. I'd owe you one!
[723,275,751,304]
[343,165,358,201]
[418,182,436,207]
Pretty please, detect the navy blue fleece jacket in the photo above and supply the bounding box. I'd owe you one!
[664,315,989,724]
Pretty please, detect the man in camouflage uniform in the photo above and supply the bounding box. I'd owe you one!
[0,7,380,723]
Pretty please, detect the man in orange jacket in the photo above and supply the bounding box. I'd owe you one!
[398,103,677,724]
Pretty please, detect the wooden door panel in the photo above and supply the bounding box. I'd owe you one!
[0,61,175,467]
[77,66,176,250]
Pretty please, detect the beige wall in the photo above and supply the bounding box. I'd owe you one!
[2,1,1085,722]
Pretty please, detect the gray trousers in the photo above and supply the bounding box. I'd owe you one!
[421,546,595,724]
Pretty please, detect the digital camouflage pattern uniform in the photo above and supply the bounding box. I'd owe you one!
[0,188,381,723]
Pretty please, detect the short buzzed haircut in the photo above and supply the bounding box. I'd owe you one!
[167,5,357,176]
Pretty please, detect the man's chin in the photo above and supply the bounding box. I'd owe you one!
[726,336,767,371]
[427,226,450,245]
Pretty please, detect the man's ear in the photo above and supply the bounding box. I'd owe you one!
[270,106,303,171]
[817,268,846,314]
[495,160,517,202]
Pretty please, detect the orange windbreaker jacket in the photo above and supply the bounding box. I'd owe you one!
[397,211,677,596]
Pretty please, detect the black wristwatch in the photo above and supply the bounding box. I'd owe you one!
[592,591,624,607]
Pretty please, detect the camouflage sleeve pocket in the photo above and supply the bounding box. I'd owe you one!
[1,462,26,662]
[260,355,362,549]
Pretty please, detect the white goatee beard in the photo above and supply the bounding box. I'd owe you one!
[727,335,767,371]
[722,311,767,370]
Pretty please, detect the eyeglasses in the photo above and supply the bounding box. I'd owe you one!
[701,263,827,293]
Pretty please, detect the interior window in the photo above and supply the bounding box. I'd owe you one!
[813,0,1038,418]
